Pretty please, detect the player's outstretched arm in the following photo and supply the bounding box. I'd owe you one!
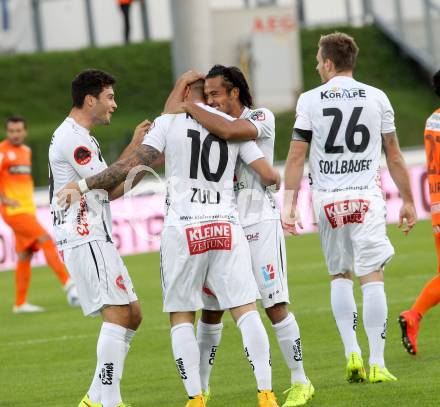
[57,144,161,208]
[248,158,280,189]
[382,132,417,234]
[282,140,308,235]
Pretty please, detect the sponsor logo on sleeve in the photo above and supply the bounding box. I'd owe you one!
[186,222,232,255]
[250,110,265,121]
[324,199,370,229]
[74,146,92,165]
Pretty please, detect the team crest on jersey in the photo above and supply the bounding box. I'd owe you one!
[186,222,232,255]
[74,146,92,165]
[324,199,370,229]
[250,110,265,121]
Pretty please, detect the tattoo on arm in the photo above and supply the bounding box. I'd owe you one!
[86,145,161,191]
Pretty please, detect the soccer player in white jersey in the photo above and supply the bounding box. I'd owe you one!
[57,79,281,407]
[164,65,313,407]
[283,32,417,384]
[49,69,150,407]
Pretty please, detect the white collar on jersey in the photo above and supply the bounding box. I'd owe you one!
[239,106,250,119]
[65,117,90,135]
[328,75,355,84]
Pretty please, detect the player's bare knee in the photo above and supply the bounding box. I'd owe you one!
[331,271,353,281]
[170,311,195,327]
[265,302,288,324]
[230,302,257,322]
[102,304,132,328]
[359,269,384,285]
[201,309,224,324]
[129,302,143,330]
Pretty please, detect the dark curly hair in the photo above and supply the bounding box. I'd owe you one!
[71,69,116,108]
[206,65,253,108]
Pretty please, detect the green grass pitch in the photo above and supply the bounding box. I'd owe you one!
[1,220,439,406]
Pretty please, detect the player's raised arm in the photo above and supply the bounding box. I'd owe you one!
[283,139,309,235]
[163,70,205,113]
[382,131,417,234]
[248,158,280,188]
[116,119,151,161]
[169,101,258,141]
[57,144,161,208]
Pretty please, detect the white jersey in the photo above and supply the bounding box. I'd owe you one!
[235,107,280,227]
[142,103,264,227]
[293,76,396,192]
[49,117,112,250]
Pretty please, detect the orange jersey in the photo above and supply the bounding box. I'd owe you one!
[424,108,440,225]
[0,140,36,216]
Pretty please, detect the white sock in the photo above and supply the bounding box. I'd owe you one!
[362,282,387,368]
[96,322,129,407]
[171,323,201,398]
[196,319,223,392]
[237,311,272,391]
[331,279,361,358]
[272,312,307,384]
[88,327,136,404]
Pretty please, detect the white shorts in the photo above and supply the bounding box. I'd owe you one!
[64,240,138,316]
[313,190,395,277]
[160,222,258,312]
[243,219,289,308]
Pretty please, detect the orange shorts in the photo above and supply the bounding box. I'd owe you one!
[2,213,48,253]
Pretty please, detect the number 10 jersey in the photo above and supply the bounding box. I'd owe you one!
[143,104,264,227]
[293,76,396,193]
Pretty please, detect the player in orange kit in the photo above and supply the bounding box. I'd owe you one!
[0,116,79,313]
[399,70,440,354]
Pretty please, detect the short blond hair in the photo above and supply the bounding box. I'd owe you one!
[318,32,359,72]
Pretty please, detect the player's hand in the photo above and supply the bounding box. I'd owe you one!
[177,70,205,85]
[57,182,82,210]
[131,119,151,145]
[1,197,20,208]
[398,201,417,235]
[282,205,303,235]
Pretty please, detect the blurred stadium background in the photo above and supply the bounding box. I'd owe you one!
[0,1,439,406]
